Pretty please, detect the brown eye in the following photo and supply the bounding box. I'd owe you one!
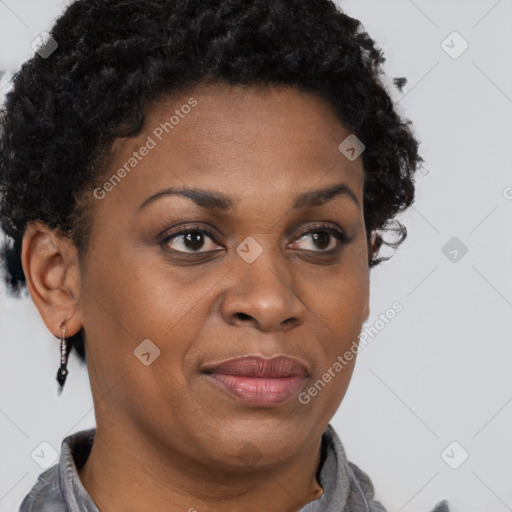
[291,224,349,253]
[161,228,222,254]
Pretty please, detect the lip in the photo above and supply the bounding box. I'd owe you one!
[201,355,309,407]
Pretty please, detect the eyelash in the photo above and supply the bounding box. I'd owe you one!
[159,222,351,256]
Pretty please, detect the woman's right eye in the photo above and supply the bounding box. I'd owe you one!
[160,228,223,254]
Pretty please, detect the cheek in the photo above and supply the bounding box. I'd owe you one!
[296,276,367,422]
[297,251,369,407]
[79,245,233,397]
[301,256,369,339]
[79,253,212,425]
[83,236,220,335]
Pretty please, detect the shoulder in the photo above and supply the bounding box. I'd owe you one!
[18,428,96,512]
[347,459,451,512]
[345,460,388,512]
[324,424,451,512]
[18,464,67,512]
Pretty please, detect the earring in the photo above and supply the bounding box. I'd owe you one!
[56,320,69,389]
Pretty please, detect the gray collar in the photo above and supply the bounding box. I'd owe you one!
[21,424,387,512]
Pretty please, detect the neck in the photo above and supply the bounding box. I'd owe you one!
[78,420,325,512]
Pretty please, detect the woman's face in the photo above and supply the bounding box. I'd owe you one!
[79,83,370,469]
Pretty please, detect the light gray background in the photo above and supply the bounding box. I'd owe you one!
[1,1,511,511]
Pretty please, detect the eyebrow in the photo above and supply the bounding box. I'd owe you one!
[136,182,359,213]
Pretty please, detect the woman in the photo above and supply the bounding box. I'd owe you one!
[0,0,450,511]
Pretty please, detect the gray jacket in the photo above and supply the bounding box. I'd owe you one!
[19,424,450,512]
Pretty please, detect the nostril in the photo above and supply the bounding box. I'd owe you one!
[235,312,252,321]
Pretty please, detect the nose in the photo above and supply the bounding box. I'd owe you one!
[220,242,307,332]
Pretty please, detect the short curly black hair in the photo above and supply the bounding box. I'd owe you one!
[0,0,422,365]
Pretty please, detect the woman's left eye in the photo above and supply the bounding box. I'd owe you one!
[290,226,348,252]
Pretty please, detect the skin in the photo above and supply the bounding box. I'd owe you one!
[22,83,377,512]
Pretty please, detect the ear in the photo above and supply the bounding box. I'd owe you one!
[369,231,383,260]
[21,221,83,338]
[362,233,380,324]
[362,296,370,323]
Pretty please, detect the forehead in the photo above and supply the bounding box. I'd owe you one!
[98,83,364,212]
[144,83,356,153]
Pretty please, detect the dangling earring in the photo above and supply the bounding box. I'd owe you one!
[56,320,69,391]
